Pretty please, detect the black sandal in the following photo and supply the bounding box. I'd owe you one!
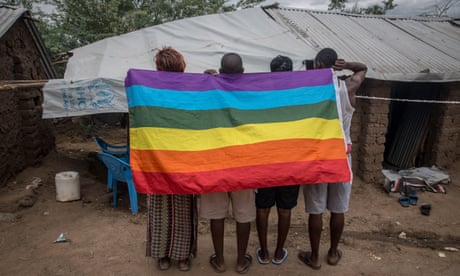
[209,253,226,273]
[236,253,252,274]
[298,251,321,270]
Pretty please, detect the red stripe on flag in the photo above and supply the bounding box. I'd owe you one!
[131,159,350,195]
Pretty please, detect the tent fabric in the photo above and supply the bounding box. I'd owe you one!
[42,7,460,119]
[64,8,313,78]
[43,8,314,118]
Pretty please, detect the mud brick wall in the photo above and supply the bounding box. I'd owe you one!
[0,20,55,187]
[0,91,24,185]
[456,83,460,161]
[352,80,391,184]
[431,82,460,168]
[16,89,55,161]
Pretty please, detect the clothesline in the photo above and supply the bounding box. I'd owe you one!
[2,81,460,105]
[356,95,460,104]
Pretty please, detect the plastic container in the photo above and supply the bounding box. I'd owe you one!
[55,171,81,202]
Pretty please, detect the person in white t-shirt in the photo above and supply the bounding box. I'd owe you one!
[299,48,367,270]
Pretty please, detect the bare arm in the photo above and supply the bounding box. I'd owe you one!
[333,59,367,107]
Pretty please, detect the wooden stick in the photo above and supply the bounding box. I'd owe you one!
[0,80,48,91]
[0,80,49,84]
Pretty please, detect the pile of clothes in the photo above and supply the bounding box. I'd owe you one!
[382,166,450,194]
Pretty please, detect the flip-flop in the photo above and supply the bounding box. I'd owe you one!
[256,248,270,265]
[399,196,410,207]
[327,249,342,266]
[209,253,226,273]
[271,248,288,265]
[409,194,418,205]
[236,253,252,274]
[298,251,321,270]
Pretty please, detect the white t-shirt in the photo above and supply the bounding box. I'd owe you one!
[336,79,355,145]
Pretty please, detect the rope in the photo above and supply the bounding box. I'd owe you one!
[356,95,460,104]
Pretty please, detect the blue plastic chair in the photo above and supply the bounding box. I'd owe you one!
[93,136,128,157]
[93,136,129,190]
[97,152,138,214]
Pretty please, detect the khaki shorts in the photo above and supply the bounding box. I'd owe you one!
[200,189,256,223]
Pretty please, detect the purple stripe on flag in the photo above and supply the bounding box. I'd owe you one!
[125,69,333,91]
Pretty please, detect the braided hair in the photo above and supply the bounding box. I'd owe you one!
[155,46,186,72]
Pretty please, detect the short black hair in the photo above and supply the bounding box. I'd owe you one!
[315,48,338,68]
[270,55,293,72]
[220,53,244,74]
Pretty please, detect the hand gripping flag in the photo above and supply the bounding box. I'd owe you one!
[125,69,350,194]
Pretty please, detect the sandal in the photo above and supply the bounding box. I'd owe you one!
[409,194,418,205]
[157,257,170,271]
[236,253,252,274]
[271,248,288,265]
[209,253,226,273]
[326,249,342,266]
[256,248,270,265]
[298,251,321,270]
[399,196,410,207]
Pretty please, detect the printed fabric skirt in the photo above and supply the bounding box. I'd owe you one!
[146,194,197,261]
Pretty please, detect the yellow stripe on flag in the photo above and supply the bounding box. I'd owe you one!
[130,117,343,151]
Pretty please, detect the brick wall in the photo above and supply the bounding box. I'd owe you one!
[431,82,460,168]
[0,89,24,185]
[352,80,459,185]
[352,79,391,184]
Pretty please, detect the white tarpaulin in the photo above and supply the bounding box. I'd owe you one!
[43,78,126,118]
[43,7,460,118]
[43,8,316,118]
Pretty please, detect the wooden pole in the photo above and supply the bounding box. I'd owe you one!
[0,80,48,91]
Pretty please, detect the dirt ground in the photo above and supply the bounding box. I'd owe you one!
[0,120,459,276]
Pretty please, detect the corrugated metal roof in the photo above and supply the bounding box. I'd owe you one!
[264,7,460,82]
[0,6,27,38]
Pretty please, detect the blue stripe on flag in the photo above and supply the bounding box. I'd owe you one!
[126,84,336,110]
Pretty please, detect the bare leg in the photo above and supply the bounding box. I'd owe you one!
[235,221,251,272]
[256,208,270,261]
[273,207,291,260]
[308,213,322,267]
[328,212,344,263]
[210,218,225,271]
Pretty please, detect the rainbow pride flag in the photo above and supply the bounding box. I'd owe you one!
[125,69,350,194]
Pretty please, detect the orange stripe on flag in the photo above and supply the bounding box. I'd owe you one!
[130,138,346,173]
